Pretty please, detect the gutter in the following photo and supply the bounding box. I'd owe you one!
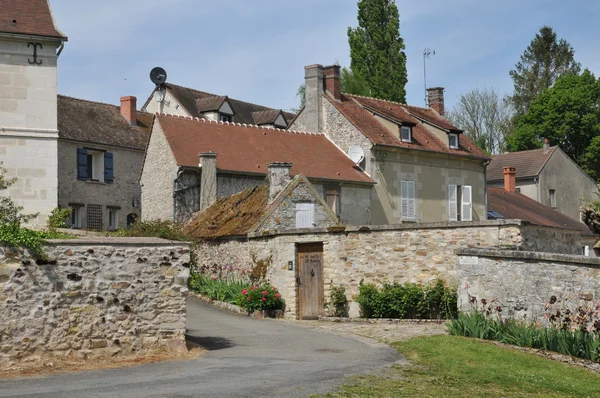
[57,40,65,57]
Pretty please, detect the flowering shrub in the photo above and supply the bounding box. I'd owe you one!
[237,284,284,312]
[189,263,252,303]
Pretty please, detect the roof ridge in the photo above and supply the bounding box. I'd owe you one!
[155,112,321,136]
[58,94,153,116]
[344,92,408,107]
[491,146,558,157]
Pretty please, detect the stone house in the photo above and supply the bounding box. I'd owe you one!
[289,64,490,225]
[141,82,294,128]
[140,114,374,225]
[487,140,597,223]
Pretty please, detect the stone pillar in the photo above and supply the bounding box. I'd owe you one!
[267,162,292,202]
[304,64,324,133]
[199,152,217,210]
[503,166,516,193]
[323,65,341,101]
[426,87,445,116]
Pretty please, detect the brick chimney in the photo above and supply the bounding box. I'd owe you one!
[199,152,217,210]
[426,87,445,116]
[503,166,516,193]
[120,96,137,126]
[304,64,324,133]
[267,162,292,202]
[543,138,550,154]
[322,65,341,102]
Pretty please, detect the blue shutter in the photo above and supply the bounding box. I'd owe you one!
[77,148,88,180]
[104,152,114,184]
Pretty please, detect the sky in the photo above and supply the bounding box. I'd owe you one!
[50,0,600,113]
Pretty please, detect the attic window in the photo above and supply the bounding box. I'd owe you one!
[401,126,412,143]
[449,133,459,149]
[219,114,232,123]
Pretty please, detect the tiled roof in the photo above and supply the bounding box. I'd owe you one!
[327,94,488,159]
[252,109,284,125]
[159,83,295,125]
[487,187,594,236]
[487,147,557,181]
[156,114,374,184]
[58,95,151,149]
[0,0,67,39]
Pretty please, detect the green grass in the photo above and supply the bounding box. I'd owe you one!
[317,335,600,397]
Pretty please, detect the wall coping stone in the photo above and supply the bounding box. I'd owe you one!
[456,247,600,267]
[45,237,190,247]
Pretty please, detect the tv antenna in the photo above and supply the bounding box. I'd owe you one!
[423,48,435,106]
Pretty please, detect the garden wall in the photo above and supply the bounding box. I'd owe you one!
[456,248,600,322]
[0,238,190,363]
[195,220,585,318]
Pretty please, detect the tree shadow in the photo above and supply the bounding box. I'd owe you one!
[185,335,235,351]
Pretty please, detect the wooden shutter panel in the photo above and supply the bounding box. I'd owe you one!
[104,152,114,184]
[296,203,315,228]
[77,148,88,180]
[448,184,458,221]
[407,181,416,219]
[462,185,472,221]
[401,180,408,218]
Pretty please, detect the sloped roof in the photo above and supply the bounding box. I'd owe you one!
[158,83,295,125]
[487,147,557,181]
[185,185,268,239]
[252,109,284,125]
[156,114,374,184]
[58,95,151,149]
[487,187,594,236]
[327,94,488,159]
[195,96,226,113]
[0,0,67,39]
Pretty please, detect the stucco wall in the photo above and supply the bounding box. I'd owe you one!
[0,238,190,363]
[142,89,188,117]
[217,174,266,198]
[488,178,539,201]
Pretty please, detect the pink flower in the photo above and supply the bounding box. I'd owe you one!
[263,290,268,296]
[273,287,277,291]
[253,286,258,290]
[275,293,280,299]
[247,296,251,301]
[262,298,266,301]
[242,289,247,295]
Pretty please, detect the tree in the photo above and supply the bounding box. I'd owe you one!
[508,26,581,118]
[347,0,407,103]
[340,67,370,97]
[448,88,512,154]
[506,70,600,179]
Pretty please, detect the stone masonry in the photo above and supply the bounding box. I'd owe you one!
[0,238,190,363]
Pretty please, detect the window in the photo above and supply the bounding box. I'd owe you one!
[70,205,83,228]
[219,113,232,122]
[549,189,556,208]
[401,126,412,142]
[449,184,472,221]
[77,148,113,183]
[108,207,119,231]
[296,203,315,228]
[449,134,459,149]
[401,180,416,220]
[515,187,521,193]
[583,246,590,257]
[326,190,339,215]
[87,204,103,230]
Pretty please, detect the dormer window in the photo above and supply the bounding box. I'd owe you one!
[219,114,232,123]
[449,133,459,149]
[401,126,412,143]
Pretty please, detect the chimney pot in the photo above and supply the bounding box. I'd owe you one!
[199,152,217,210]
[503,166,517,193]
[426,87,445,116]
[267,162,292,202]
[323,65,341,102]
[120,96,137,125]
[543,138,550,154]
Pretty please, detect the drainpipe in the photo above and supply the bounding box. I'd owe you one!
[483,160,491,218]
[56,40,65,57]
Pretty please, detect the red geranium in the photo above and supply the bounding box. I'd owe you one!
[242,289,247,295]
[263,290,268,296]
[262,297,266,301]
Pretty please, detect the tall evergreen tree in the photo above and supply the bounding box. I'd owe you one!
[347,0,407,103]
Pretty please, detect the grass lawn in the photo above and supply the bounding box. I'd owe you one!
[317,335,600,397]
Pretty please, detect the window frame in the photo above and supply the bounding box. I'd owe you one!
[400,180,416,220]
[448,133,459,149]
[325,190,339,216]
[461,185,473,221]
[70,205,83,228]
[401,126,412,143]
[219,113,232,123]
[108,207,119,231]
[549,189,556,208]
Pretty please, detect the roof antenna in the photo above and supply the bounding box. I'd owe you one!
[423,48,435,106]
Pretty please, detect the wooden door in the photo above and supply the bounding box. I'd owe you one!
[297,242,324,320]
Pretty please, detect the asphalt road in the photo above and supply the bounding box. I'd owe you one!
[0,296,402,397]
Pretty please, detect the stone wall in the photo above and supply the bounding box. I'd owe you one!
[195,220,580,318]
[456,248,600,322]
[0,238,190,363]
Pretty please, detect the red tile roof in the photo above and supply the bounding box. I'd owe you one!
[487,147,557,181]
[156,114,374,184]
[487,187,594,236]
[327,94,488,159]
[0,0,67,39]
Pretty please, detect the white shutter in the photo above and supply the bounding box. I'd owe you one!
[296,203,315,228]
[462,185,472,221]
[448,184,458,221]
[401,180,409,218]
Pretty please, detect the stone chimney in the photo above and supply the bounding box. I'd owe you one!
[120,96,137,126]
[304,64,324,133]
[503,166,516,193]
[199,152,217,210]
[267,162,292,202]
[543,138,550,154]
[426,87,445,116]
[322,65,341,102]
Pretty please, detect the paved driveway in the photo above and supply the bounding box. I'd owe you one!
[0,297,401,397]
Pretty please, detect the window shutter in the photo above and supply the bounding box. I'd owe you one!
[407,181,416,219]
[296,203,315,228]
[448,184,458,221]
[77,148,88,180]
[104,152,114,184]
[401,180,408,218]
[462,185,472,221]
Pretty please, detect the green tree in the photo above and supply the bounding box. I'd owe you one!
[340,66,370,97]
[506,70,600,179]
[508,26,581,118]
[347,0,407,103]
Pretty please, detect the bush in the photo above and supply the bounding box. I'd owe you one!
[189,263,251,303]
[112,219,190,241]
[47,207,71,231]
[325,284,349,317]
[357,279,457,319]
[237,284,284,312]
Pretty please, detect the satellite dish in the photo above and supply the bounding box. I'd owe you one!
[153,90,164,102]
[348,146,365,164]
[150,67,167,86]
